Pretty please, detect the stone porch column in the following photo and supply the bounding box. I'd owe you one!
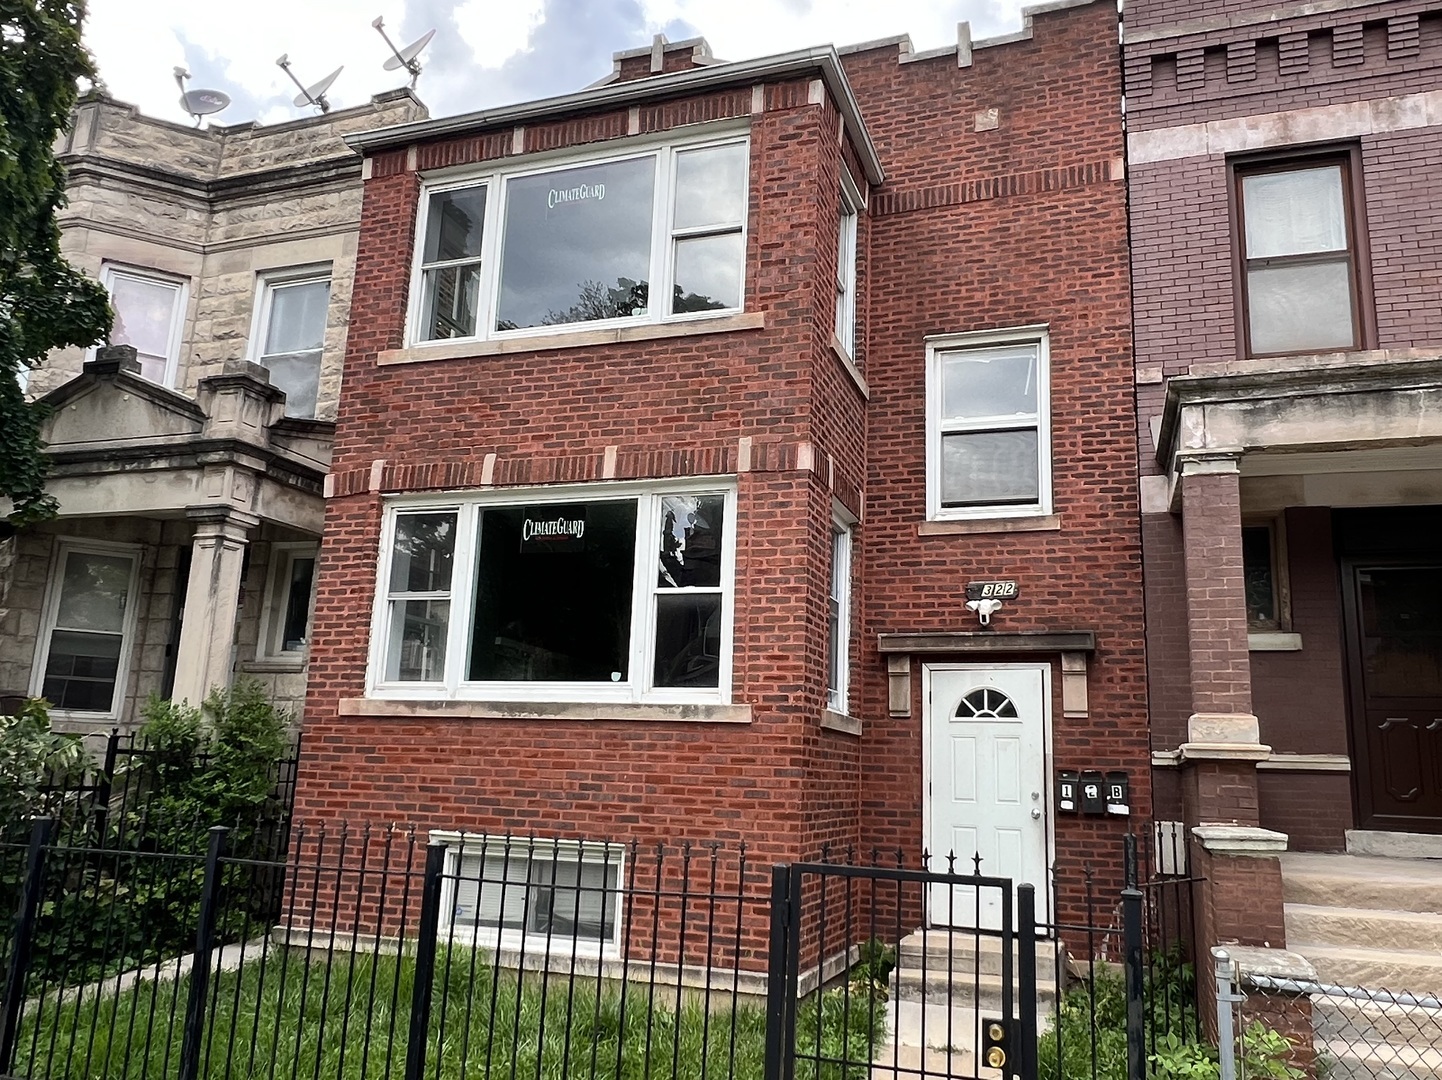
[1176,454,1290,1000]
[171,507,257,707]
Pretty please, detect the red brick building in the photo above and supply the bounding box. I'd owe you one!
[1128,0,1442,969]
[295,0,1144,951]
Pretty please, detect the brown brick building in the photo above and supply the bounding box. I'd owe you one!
[294,0,1144,958]
[1128,0,1442,966]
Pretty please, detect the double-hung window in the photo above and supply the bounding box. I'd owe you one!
[253,270,331,418]
[259,542,319,660]
[32,541,141,717]
[1236,155,1364,356]
[834,182,860,355]
[410,135,748,344]
[438,834,623,952]
[372,483,735,702]
[925,328,1052,520]
[102,266,186,387]
[827,522,852,714]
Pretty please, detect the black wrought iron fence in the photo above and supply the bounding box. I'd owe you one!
[1,822,1202,1080]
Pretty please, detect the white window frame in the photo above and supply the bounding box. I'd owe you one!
[432,831,625,957]
[367,478,738,704]
[29,538,143,720]
[256,541,319,662]
[248,266,333,418]
[834,174,862,356]
[826,515,854,715]
[924,325,1052,522]
[99,264,188,389]
[405,129,750,348]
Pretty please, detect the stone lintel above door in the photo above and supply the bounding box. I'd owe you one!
[877,631,1096,719]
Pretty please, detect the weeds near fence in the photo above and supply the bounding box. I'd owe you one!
[13,946,884,1080]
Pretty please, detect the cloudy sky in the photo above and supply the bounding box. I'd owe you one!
[85,0,1032,127]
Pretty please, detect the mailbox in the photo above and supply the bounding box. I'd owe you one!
[1080,770,1105,815]
[1105,771,1131,816]
[1056,770,1079,814]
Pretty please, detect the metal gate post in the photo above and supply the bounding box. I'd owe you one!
[763,864,792,1080]
[403,842,447,1080]
[1122,885,1146,1080]
[177,826,228,1080]
[1017,883,1040,1080]
[1214,948,1242,1080]
[0,818,55,1076]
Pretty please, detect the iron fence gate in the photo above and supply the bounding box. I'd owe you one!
[763,860,1041,1080]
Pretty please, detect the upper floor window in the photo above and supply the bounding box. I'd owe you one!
[834,183,860,356]
[411,135,748,345]
[371,482,735,704]
[1236,155,1364,356]
[103,266,185,387]
[925,328,1052,521]
[827,520,852,714]
[253,270,331,419]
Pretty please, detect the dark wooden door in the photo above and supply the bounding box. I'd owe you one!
[1345,564,1442,833]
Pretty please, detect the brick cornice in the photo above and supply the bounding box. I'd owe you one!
[872,158,1119,217]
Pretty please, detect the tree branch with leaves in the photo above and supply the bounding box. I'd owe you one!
[0,0,112,525]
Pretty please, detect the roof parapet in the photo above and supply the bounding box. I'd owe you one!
[840,0,1102,68]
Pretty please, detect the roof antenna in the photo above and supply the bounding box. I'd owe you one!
[373,16,435,88]
[276,54,342,113]
[173,67,230,127]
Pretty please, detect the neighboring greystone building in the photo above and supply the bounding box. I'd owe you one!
[1127,0,1442,1000]
[0,89,427,732]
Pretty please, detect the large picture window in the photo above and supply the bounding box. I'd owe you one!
[372,484,735,702]
[1235,155,1364,356]
[32,542,140,717]
[925,328,1052,520]
[410,135,748,345]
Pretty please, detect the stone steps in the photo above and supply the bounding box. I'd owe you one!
[1287,904,1442,954]
[1314,996,1442,1055]
[1281,853,1442,916]
[1290,944,1442,997]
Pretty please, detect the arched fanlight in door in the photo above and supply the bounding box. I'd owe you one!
[956,687,1018,719]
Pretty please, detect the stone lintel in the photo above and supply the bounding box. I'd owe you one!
[877,631,1096,654]
[1193,824,1288,856]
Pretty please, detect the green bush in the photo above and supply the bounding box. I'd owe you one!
[0,696,86,830]
[1037,958,1304,1080]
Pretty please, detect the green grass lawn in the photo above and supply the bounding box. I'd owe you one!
[14,947,886,1080]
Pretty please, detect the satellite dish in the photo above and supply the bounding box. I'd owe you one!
[276,54,342,113]
[373,16,434,88]
[173,67,230,126]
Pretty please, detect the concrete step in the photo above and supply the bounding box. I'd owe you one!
[1314,995,1442,1054]
[1293,943,1442,996]
[892,966,1058,1010]
[1287,904,1442,953]
[1281,853,1442,915]
[886,998,1048,1060]
[1314,1036,1442,1080]
[896,929,1065,979]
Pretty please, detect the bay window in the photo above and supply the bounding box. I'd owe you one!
[372,483,735,702]
[410,134,748,345]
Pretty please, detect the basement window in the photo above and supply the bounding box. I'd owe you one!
[410,134,748,346]
[436,834,623,953]
[371,481,735,703]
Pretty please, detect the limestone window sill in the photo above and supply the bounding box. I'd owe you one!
[919,514,1062,536]
[821,710,862,736]
[342,698,752,724]
[378,312,765,367]
[239,657,307,674]
[1248,632,1302,652]
[828,335,870,400]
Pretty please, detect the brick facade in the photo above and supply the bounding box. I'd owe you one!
[296,0,1144,938]
[1128,0,1442,848]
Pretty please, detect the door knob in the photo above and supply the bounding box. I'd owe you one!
[1031,808,1042,820]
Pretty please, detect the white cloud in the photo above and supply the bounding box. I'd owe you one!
[84,0,1033,127]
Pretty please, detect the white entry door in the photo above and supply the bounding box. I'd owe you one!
[926,664,1049,930]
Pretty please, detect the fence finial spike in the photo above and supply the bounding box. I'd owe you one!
[972,851,983,875]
